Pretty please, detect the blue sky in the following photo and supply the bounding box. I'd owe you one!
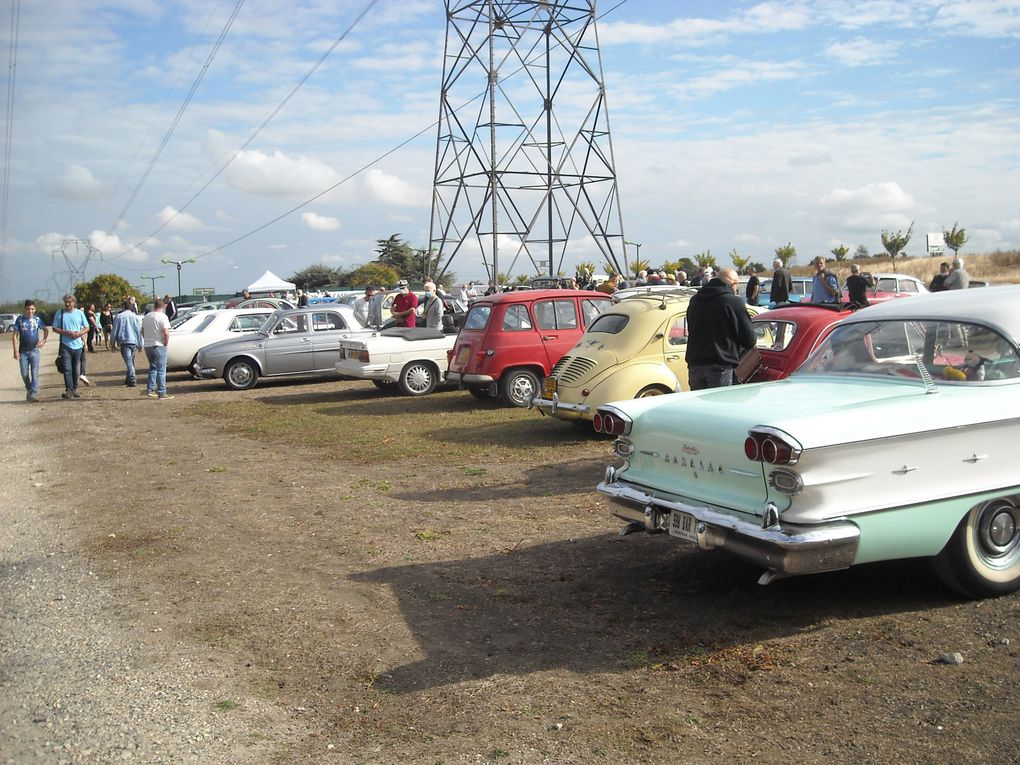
[1,0,1017,301]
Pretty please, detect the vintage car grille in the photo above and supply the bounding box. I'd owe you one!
[551,355,598,384]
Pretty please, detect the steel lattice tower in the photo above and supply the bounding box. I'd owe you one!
[429,0,627,284]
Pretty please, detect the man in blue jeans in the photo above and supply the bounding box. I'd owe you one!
[12,299,49,402]
[685,267,756,390]
[111,299,143,386]
[141,298,173,399]
[51,294,89,398]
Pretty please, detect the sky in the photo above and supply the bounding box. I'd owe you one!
[0,0,1018,301]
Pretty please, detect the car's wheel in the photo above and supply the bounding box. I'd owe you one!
[934,498,1020,598]
[500,368,541,407]
[635,384,671,398]
[398,361,438,396]
[372,379,398,391]
[224,358,260,390]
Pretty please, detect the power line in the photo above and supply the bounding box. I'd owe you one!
[105,0,245,238]
[109,0,381,263]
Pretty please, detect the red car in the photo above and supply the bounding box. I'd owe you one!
[747,302,854,382]
[446,289,612,406]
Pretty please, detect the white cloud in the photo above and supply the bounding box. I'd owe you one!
[819,182,917,232]
[221,145,342,197]
[933,1,1020,38]
[600,3,810,45]
[826,37,899,67]
[157,206,204,232]
[363,168,427,207]
[677,59,809,98]
[301,211,341,231]
[48,164,103,200]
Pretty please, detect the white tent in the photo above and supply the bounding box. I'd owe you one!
[246,270,295,294]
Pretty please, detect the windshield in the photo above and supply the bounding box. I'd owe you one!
[800,319,1020,382]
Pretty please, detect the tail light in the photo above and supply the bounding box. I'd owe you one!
[743,428,801,466]
[593,408,631,436]
[356,349,370,363]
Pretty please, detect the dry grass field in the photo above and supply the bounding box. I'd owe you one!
[790,248,1020,286]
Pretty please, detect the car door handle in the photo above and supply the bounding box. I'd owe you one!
[542,335,556,341]
[665,355,679,361]
[301,337,311,342]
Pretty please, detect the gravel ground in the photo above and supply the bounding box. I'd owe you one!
[0,347,294,764]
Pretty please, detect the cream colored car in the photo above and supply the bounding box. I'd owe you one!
[531,289,759,426]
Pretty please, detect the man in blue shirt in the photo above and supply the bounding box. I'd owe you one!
[51,294,89,398]
[12,299,49,402]
[111,299,144,386]
[810,257,840,303]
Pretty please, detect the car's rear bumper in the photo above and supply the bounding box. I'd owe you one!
[335,361,390,380]
[598,468,860,581]
[530,393,588,419]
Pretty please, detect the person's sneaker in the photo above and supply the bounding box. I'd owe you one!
[157,393,175,400]
[79,374,91,386]
[147,391,159,399]
[126,380,137,387]
[61,390,71,399]
[28,393,39,403]
[72,389,81,398]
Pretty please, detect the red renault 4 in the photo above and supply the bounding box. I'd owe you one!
[446,289,611,406]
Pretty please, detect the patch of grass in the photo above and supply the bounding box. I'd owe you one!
[214,699,239,711]
[414,529,442,541]
[206,466,226,473]
[462,466,486,476]
[186,390,599,466]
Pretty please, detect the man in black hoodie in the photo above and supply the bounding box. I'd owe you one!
[685,267,756,390]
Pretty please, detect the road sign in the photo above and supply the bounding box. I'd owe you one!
[192,287,216,296]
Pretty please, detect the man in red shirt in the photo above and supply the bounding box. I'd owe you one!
[391,280,419,328]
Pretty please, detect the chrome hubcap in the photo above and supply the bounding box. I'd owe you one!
[510,376,534,403]
[977,501,1020,561]
[406,366,431,392]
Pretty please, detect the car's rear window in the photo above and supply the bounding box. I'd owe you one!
[587,313,629,334]
[192,315,217,333]
[502,304,533,331]
[463,305,491,331]
[754,319,798,352]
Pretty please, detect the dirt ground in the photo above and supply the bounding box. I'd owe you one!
[18,347,1020,764]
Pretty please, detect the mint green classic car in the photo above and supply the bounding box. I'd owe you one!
[596,286,1020,598]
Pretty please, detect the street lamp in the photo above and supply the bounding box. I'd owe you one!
[141,274,165,300]
[624,240,642,263]
[161,258,197,300]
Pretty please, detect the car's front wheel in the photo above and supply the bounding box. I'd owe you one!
[224,358,260,390]
[398,361,438,396]
[500,368,541,407]
[934,497,1020,598]
[635,384,671,398]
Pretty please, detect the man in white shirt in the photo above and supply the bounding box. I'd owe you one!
[141,299,173,399]
[352,286,376,327]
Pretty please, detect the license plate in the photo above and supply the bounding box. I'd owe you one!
[454,346,470,366]
[543,378,557,397]
[668,510,698,543]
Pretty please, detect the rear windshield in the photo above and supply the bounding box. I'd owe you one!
[753,319,798,352]
[463,305,491,331]
[587,313,629,334]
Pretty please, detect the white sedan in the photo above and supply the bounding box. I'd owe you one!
[168,308,273,371]
[336,327,457,396]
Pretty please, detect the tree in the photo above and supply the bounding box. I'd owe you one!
[774,243,796,266]
[630,259,650,277]
[74,273,142,310]
[515,274,530,286]
[375,234,419,277]
[575,261,597,283]
[943,222,967,259]
[346,263,399,288]
[694,250,717,269]
[497,272,511,286]
[881,222,914,272]
[854,244,869,260]
[729,248,749,272]
[830,244,849,281]
[750,261,767,273]
[290,264,340,291]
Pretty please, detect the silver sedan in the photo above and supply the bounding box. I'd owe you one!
[194,306,370,390]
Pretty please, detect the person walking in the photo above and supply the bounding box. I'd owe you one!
[85,303,98,353]
[12,299,49,402]
[770,258,792,305]
[112,299,144,387]
[744,265,760,306]
[944,257,970,290]
[685,267,756,390]
[162,294,178,321]
[141,298,173,399]
[51,294,89,398]
[100,302,114,350]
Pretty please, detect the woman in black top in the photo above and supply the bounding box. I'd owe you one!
[100,303,114,350]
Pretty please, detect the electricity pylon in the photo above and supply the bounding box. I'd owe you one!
[429,0,628,285]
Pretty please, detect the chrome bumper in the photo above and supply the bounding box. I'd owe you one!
[598,471,860,582]
[530,392,589,417]
[194,365,218,378]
